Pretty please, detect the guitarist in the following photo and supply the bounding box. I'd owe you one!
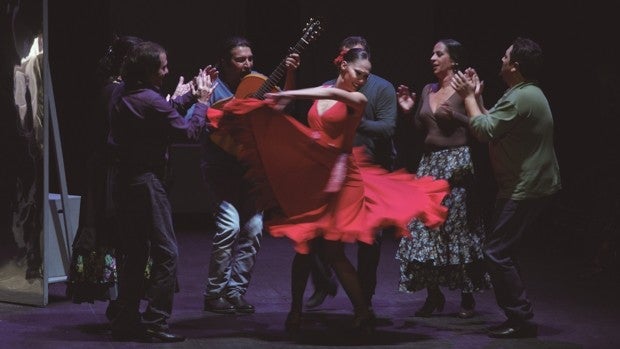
[201,36,301,314]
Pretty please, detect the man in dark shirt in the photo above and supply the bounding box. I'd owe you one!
[109,41,214,342]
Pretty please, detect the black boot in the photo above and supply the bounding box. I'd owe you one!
[305,280,338,308]
[457,292,476,318]
[414,288,445,317]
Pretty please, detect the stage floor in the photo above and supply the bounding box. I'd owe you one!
[1,228,618,348]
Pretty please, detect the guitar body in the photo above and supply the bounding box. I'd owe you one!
[211,73,278,109]
[235,73,279,98]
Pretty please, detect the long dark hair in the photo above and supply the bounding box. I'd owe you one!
[438,38,465,72]
[96,35,143,84]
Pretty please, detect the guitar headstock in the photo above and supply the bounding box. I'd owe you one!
[255,17,325,99]
[300,17,324,45]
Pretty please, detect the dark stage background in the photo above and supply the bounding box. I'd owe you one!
[3,1,618,265]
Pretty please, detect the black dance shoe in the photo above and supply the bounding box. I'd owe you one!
[457,307,476,319]
[305,282,338,309]
[457,292,476,319]
[414,292,445,317]
[143,328,186,342]
[353,312,376,335]
[105,300,121,321]
[226,295,255,313]
[203,296,236,314]
[285,311,302,333]
[488,320,538,338]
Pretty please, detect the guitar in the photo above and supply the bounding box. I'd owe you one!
[212,18,323,108]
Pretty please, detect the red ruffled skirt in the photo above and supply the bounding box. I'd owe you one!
[208,98,449,253]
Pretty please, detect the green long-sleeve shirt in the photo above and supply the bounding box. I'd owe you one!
[470,82,561,200]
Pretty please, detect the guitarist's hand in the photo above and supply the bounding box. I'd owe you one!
[285,53,301,72]
[284,53,301,91]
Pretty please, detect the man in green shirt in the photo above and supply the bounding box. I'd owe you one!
[452,37,561,339]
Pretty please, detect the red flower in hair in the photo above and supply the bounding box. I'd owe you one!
[332,48,350,66]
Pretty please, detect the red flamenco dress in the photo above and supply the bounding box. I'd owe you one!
[207,97,449,254]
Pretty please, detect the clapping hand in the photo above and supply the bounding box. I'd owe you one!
[195,67,218,104]
[464,67,484,98]
[451,71,475,98]
[167,76,194,101]
[453,68,485,96]
[397,84,417,114]
[203,64,219,82]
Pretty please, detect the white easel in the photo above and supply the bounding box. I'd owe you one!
[42,0,77,304]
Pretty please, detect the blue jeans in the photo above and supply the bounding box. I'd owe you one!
[205,201,263,299]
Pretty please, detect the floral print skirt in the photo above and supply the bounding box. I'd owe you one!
[396,146,492,293]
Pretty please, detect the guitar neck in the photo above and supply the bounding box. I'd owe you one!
[253,38,311,100]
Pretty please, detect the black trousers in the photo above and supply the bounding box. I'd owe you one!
[484,196,553,323]
[113,172,178,331]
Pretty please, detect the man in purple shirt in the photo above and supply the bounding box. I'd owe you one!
[109,41,214,342]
